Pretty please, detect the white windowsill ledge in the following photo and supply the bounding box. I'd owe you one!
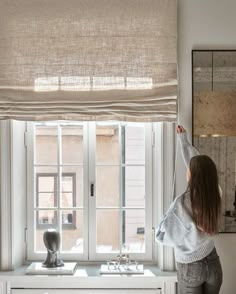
[0,265,177,289]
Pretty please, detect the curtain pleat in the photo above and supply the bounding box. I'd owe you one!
[0,0,177,121]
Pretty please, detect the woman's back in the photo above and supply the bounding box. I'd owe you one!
[156,190,215,263]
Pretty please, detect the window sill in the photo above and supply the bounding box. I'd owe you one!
[0,265,177,288]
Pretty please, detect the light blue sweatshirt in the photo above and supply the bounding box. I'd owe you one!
[155,132,215,264]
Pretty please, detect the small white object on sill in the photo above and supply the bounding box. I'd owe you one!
[25,262,77,275]
[100,264,144,274]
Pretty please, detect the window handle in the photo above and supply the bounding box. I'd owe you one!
[90,183,95,197]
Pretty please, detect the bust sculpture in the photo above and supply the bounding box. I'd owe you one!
[42,229,64,268]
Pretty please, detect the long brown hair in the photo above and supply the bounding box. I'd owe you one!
[188,155,221,235]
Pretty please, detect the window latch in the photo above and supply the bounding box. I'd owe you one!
[90,183,95,197]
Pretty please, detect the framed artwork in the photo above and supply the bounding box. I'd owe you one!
[192,50,236,232]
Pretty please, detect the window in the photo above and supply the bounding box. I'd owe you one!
[27,121,153,261]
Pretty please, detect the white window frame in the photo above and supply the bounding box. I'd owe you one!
[0,120,13,269]
[26,121,153,261]
[0,120,176,269]
[153,122,176,270]
[0,120,27,270]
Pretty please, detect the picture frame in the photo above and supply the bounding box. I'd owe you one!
[192,50,236,232]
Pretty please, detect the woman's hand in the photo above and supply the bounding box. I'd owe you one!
[177,125,186,133]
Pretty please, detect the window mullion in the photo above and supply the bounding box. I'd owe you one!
[144,123,153,261]
[26,122,36,260]
[83,122,89,260]
[119,123,123,254]
[88,122,96,260]
[57,122,62,253]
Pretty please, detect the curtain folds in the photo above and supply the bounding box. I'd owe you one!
[0,0,177,121]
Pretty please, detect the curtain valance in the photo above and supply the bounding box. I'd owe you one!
[0,0,177,121]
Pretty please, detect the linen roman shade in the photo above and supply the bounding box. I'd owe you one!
[0,0,177,121]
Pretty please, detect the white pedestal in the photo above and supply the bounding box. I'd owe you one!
[25,262,77,275]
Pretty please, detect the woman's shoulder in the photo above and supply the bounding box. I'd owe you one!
[172,191,192,219]
[173,190,190,208]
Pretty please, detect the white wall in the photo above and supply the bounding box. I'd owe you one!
[177,1,236,293]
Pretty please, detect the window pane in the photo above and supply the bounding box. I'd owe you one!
[123,166,145,208]
[62,176,73,191]
[35,229,46,252]
[61,192,73,208]
[96,210,120,253]
[96,124,120,165]
[37,193,55,208]
[62,210,74,225]
[122,210,145,253]
[61,125,84,165]
[61,167,83,207]
[62,210,83,253]
[124,124,145,165]
[35,166,58,175]
[38,176,55,192]
[35,210,57,252]
[61,175,73,207]
[35,125,58,165]
[96,166,120,207]
[37,210,56,225]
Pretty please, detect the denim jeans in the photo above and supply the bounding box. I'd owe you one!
[177,248,222,294]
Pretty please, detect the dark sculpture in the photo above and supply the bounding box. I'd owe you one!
[42,229,64,268]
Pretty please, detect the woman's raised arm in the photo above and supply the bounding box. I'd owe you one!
[177,125,200,168]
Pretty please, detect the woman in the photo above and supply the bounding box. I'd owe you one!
[156,125,222,294]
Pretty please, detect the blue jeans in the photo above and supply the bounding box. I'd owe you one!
[177,248,222,294]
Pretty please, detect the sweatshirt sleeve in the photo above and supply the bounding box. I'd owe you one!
[178,132,200,168]
[155,200,189,247]
[155,200,176,244]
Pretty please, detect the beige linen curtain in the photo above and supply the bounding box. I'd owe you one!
[0,0,177,121]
